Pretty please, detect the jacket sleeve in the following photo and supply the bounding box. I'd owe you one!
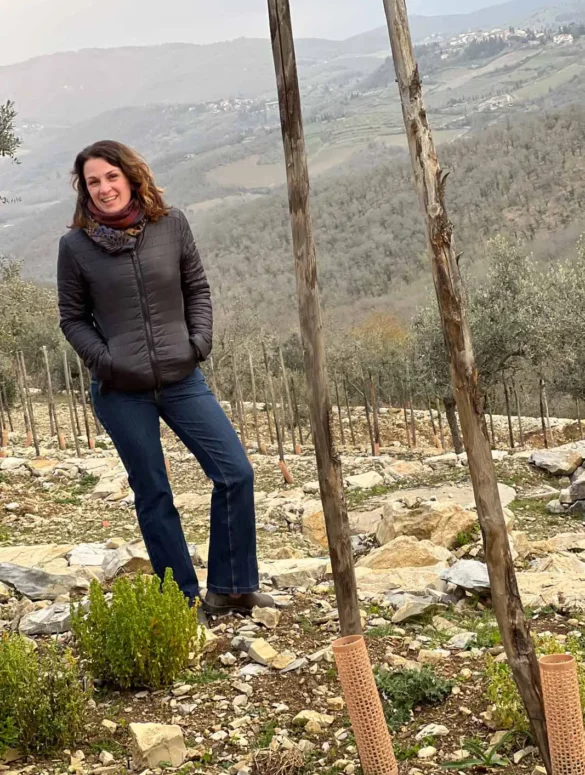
[57,236,112,380]
[179,211,213,362]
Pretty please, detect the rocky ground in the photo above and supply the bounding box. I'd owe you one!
[2,398,585,775]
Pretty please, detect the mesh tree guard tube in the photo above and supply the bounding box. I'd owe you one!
[332,635,398,775]
[540,654,585,775]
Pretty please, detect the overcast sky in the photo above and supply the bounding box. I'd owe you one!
[0,0,509,66]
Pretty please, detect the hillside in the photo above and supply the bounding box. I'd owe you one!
[4,106,585,329]
[1,0,581,124]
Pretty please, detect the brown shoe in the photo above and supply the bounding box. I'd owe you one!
[203,591,275,616]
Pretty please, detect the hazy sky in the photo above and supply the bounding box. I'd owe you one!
[1,0,509,66]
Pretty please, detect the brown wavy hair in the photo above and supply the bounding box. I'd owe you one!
[70,140,169,228]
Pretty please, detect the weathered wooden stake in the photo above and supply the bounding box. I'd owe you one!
[18,352,40,456]
[334,373,346,447]
[539,378,548,449]
[87,367,103,436]
[14,358,30,438]
[263,376,275,445]
[382,1,550,767]
[41,346,56,437]
[268,0,361,635]
[363,385,376,457]
[290,375,304,446]
[210,355,221,399]
[502,372,515,449]
[279,347,298,453]
[63,353,82,457]
[435,397,445,449]
[513,379,525,448]
[262,343,285,462]
[42,346,65,449]
[485,392,496,449]
[402,401,411,448]
[76,355,94,449]
[409,395,417,449]
[577,398,583,440]
[343,376,356,448]
[369,372,381,453]
[231,351,248,449]
[248,353,263,452]
[1,383,13,432]
[68,364,82,437]
[543,380,554,448]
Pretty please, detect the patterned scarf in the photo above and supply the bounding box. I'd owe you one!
[84,199,146,254]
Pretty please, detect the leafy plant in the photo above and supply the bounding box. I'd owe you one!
[375,666,453,729]
[0,634,88,755]
[486,633,585,731]
[442,731,516,770]
[71,569,204,689]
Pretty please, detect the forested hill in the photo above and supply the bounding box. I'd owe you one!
[196,106,585,316]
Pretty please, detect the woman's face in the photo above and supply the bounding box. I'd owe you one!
[84,157,133,213]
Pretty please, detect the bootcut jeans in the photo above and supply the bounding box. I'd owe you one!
[91,368,259,602]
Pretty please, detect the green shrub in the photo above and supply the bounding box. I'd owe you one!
[0,634,88,755]
[375,666,453,729]
[71,569,204,689]
[486,633,585,731]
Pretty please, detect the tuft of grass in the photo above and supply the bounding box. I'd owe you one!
[182,666,228,685]
[256,719,278,749]
[366,624,395,639]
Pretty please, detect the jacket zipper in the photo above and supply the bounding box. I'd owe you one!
[131,234,162,390]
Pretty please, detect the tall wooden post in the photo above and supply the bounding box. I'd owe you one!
[279,347,298,452]
[248,352,263,451]
[382,0,550,768]
[268,0,361,636]
[435,397,445,449]
[63,353,82,458]
[577,398,583,441]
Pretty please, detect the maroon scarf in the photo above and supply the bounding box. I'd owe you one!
[87,198,143,229]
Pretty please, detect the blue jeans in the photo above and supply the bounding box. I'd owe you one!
[91,368,258,600]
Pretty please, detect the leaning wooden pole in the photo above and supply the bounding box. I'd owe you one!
[343,376,357,448]
[334,372,346,448]
[279,347,298,453]
[290,375,304,446]
[63,353,82,458]
[382,1,551,769]
[76,355,94,450]
[1,384,13,433]
[42,346,65,449]
[248,352,263,452]
[268,0,361,636]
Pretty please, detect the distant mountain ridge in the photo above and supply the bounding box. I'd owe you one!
[1,0,580,124]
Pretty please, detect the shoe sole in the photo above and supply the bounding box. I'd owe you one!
[202,601,253,616]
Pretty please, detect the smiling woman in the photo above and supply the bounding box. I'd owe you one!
[56,139,275,626]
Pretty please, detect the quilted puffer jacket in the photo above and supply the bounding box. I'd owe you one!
[57,208,212,392]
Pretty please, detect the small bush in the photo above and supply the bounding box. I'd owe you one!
[473,614,502,649]
[375,666,453,729]
[0,634,88,755]
[71,569,204,689]
[486,633,585,730]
